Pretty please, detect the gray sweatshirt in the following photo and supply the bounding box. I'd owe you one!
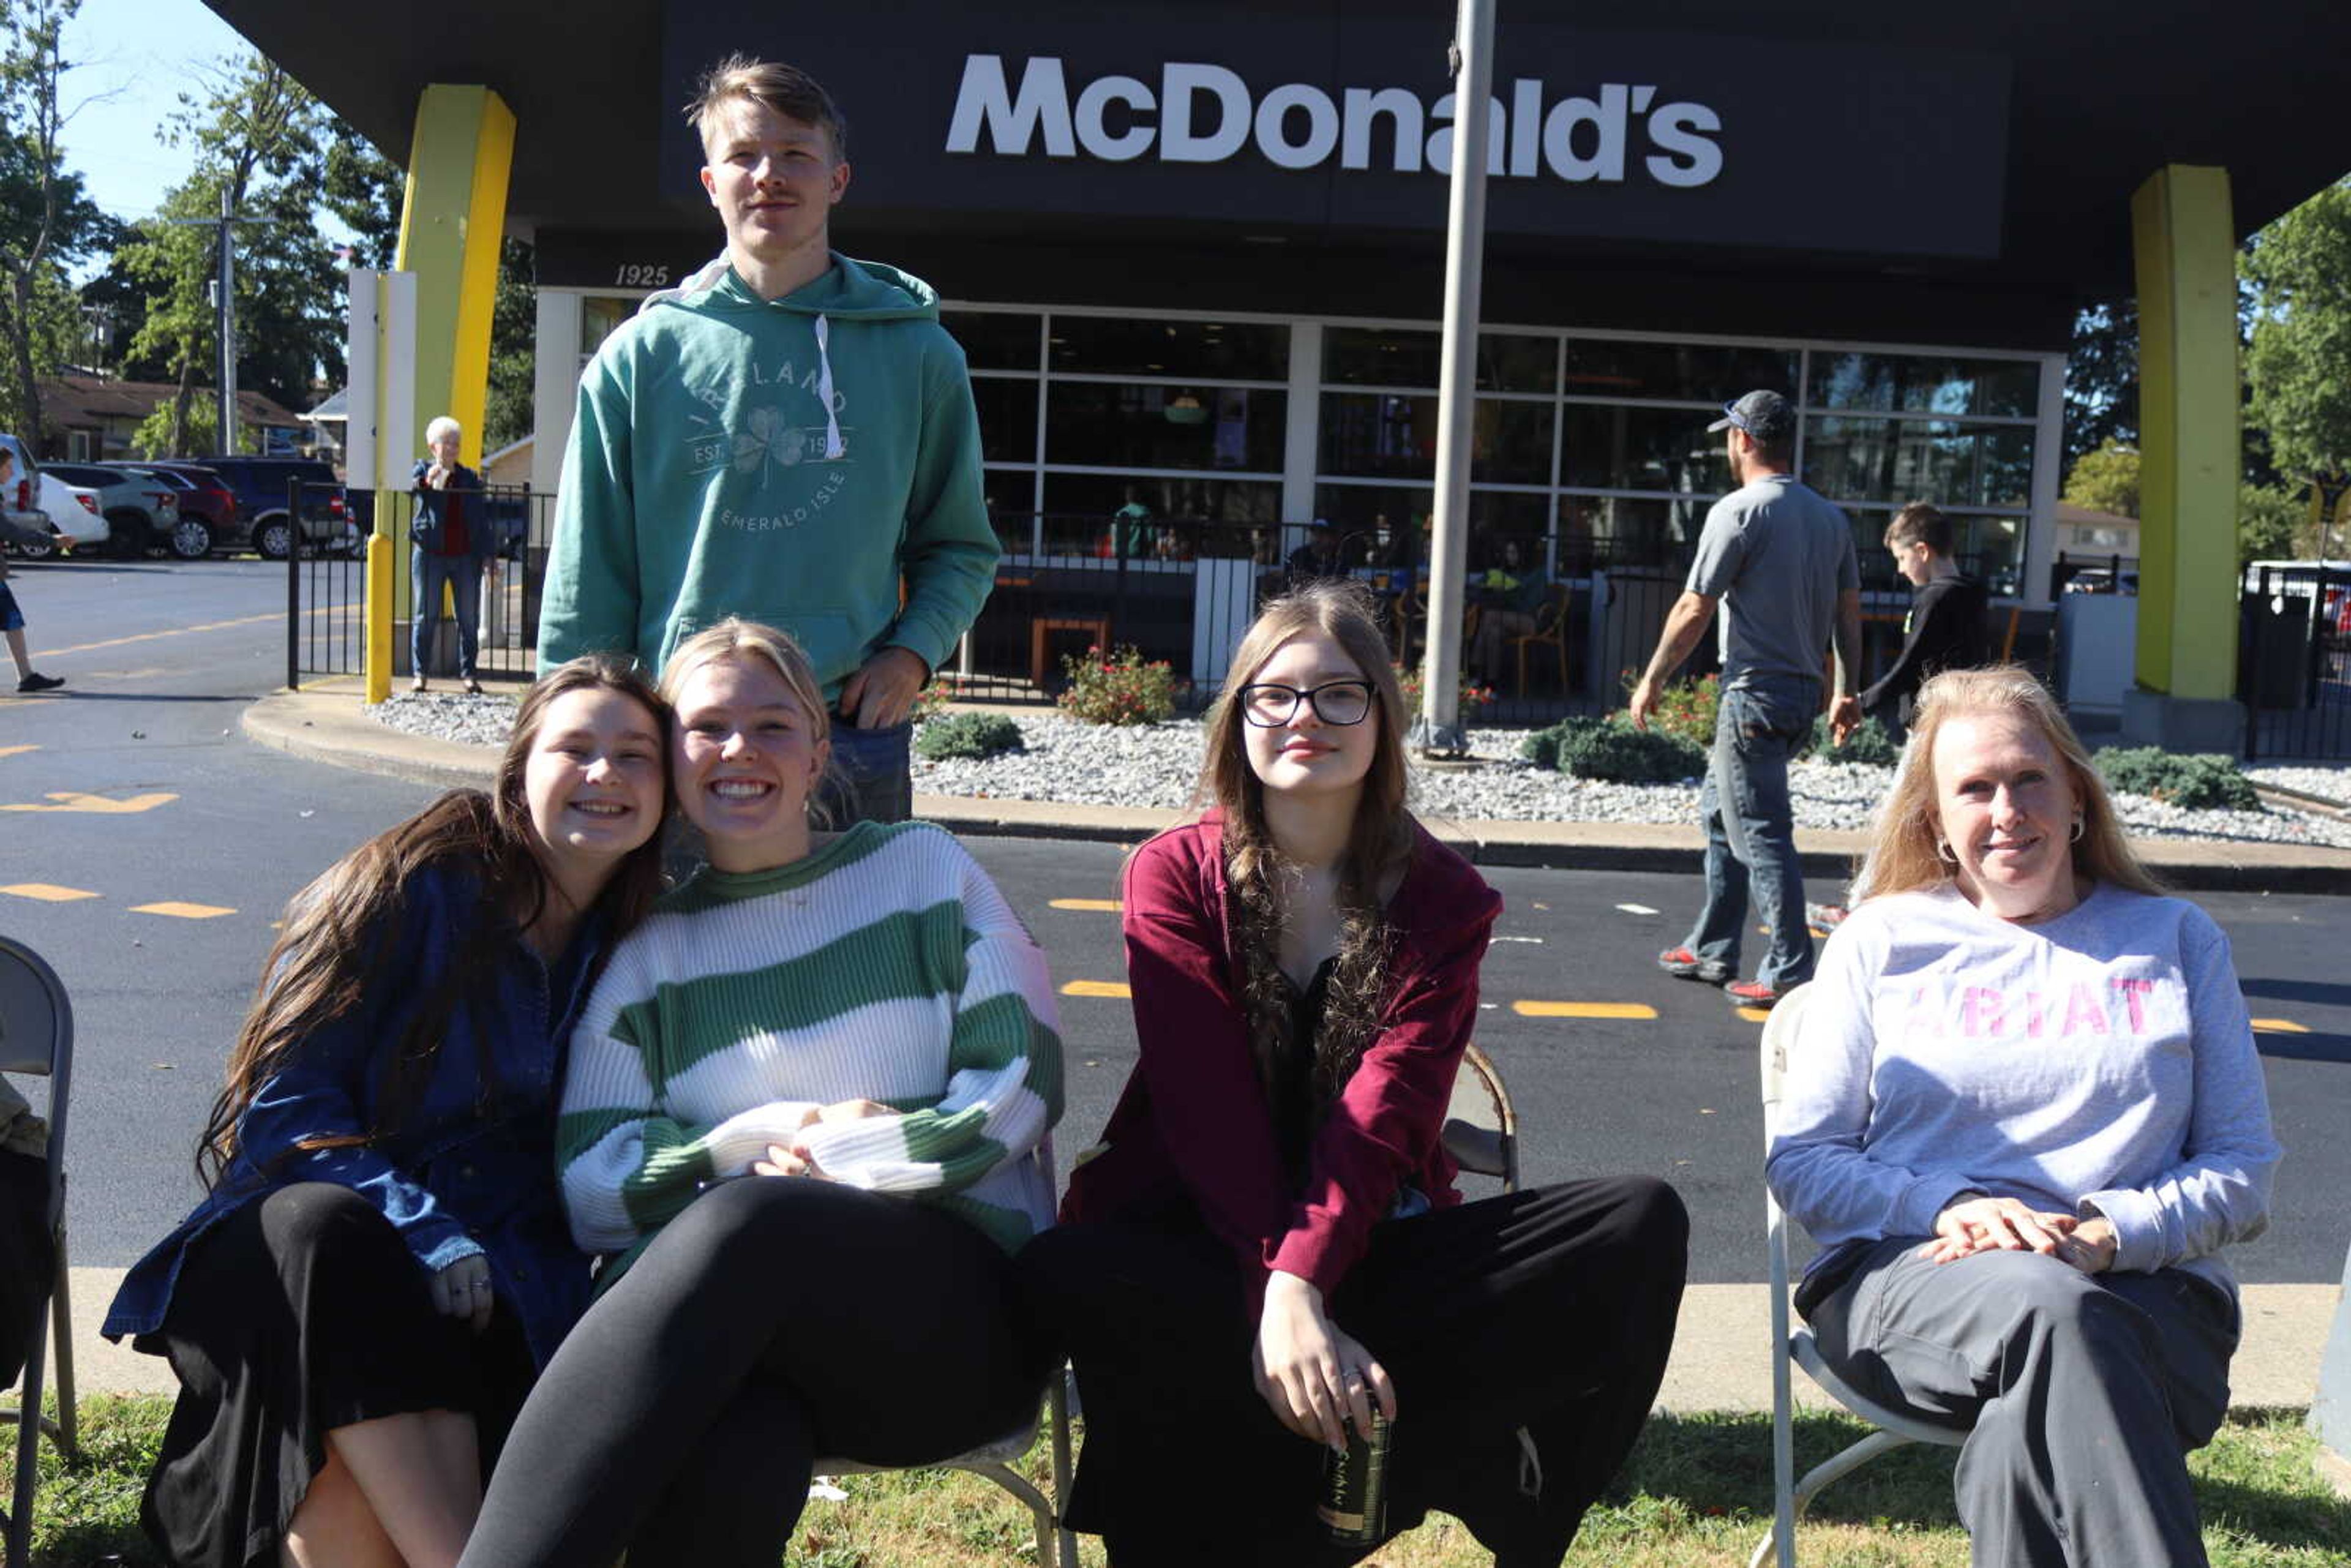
[1766,881,2280,1302]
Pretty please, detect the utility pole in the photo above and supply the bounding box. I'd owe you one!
[163,192,262,454]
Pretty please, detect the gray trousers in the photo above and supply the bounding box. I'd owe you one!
[1805,1237,2236,1568]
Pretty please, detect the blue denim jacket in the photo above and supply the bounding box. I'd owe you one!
[408,460,493,558]
[105,859,604,1368]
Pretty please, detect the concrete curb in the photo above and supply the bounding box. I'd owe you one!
[241,684,2351,893]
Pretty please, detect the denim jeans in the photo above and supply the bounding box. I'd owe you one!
[411,548,483,680]
[1684,675,1817,991]
[816,719,913,827]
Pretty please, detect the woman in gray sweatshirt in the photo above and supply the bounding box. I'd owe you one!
[1768,665,2278,1568]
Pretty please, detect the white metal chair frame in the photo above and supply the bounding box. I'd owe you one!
[0,937,77,1568]
[1755,983,1963,1568]
[1442,1041,1520,1191]
[811,1134,1076,1568]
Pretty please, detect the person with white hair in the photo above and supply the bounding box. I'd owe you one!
[411,415,493,694]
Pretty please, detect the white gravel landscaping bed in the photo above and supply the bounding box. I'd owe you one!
[368,695,2351,847]
[2244,763,2351,808]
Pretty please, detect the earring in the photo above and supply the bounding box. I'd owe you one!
[2070,816,2085,843]
[1935,839,1959,865]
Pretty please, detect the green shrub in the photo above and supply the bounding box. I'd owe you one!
[1058,645,1177,726]
[1801,713,1903,767]
[2094,747,2260,811]
[1617,669,1719,751]
[915,711,1024,760]
[1524,716,1706,784]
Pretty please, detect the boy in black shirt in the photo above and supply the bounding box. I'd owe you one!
[1861,502,1989,737]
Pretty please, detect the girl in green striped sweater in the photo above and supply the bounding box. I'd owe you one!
[459,619,1062,1568]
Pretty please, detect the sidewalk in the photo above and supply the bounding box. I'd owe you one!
[244,680,2351,891]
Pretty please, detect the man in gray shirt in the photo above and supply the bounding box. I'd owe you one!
[1632,390,1861,1008]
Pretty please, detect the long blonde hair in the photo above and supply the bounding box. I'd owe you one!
[1197,582,1415,1109]
[1858,665,2162,902]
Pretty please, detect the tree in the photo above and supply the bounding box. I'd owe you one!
[2064,299,2137,474]
[0,0,111,441]
[117,51,341,455]
[484,238,534,452]
[2243,178,2351,484]
[2061,439,2140,519]
[322,118,401,269]
[2238,483,2303,568]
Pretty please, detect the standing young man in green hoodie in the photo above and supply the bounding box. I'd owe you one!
[537,54,999,823]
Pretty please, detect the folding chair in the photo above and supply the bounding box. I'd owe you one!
[811,1135,1077,1568]
[1509,583,1572,697]
[1441,1041,1520,1192]
[0,938,77,1568]
[1755,983,1962,1568]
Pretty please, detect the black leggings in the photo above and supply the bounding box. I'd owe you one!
[456,1177,1047,1568]
[1022,1177,1689,1568]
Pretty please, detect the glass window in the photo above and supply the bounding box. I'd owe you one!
[1320,394,1553,485]
[1556,494,1714,568]
[1562,340,1799,403]
[1048,317,1288,381]
[1802,418,2033,508]
[1044,383,1284,473]
[580,297,634,359]
[1807,353,2039,419]
[970,377,1038,465]
[1560,404,1732,495]
[1323,327,1556,392]
[1309,486,1550,563]
[943,311,1042,372]
[1039,473,1283,560]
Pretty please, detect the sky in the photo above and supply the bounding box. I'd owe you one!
[55,0,253,228]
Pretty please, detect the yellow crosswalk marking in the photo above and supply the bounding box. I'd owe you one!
[2251,1018,2309,1035]
[1,883,98,902]
[1049,898,1122,912]
[1,791,179,814]
[1512,1001,1659,1020]
[130,901,237,920]
[0,745,37,759]
[1061,980,1131,999]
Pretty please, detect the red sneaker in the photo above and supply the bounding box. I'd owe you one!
[1657,947,1731,985]
[1725,980,1786,1010]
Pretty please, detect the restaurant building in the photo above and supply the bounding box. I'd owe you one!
[214,0,2347,735]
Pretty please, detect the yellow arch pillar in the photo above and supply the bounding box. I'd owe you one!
[2122,164,2246,752]
[365,83,516,702]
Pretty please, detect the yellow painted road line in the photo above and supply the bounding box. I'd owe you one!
[1049,898,1122,912]
[1,791,179,814]
[1,883,99,902]
[1061,980,1132,999]
[130,901,238,920]
[40,603,361,660]
[0,745,37,759]
[2251,1018,2309,1035]
[1513,1000,1660,1020]
[1735,1007,1771,1022]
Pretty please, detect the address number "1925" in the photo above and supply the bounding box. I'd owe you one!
[615,264,673,287]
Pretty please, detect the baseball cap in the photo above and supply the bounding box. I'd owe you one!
[1707,390,1795,441]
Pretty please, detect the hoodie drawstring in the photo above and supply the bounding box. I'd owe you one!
[813,314,845,460]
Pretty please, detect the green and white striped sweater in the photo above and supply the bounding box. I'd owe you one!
[556,820,1063,1282]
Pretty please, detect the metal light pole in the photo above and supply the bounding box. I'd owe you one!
[1415,0,1496,758]
[161,190,260,454]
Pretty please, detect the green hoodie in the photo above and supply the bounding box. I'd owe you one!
[538,254,999,696]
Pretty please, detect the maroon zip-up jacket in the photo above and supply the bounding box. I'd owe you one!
[1061,812,1501,1305]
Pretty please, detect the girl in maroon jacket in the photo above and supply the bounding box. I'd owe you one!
[1024,583,1687,1566]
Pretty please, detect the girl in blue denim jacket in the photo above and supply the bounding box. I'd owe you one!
[105,655,669,1568]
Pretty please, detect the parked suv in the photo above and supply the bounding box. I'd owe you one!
[197,455,346,559]
[37,461,179,559]
[107,462,238,558]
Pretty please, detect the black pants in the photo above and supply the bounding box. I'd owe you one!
[457,1177,1047,1568]
[140,1183,530,1568]
[1021,1176,1688,1567]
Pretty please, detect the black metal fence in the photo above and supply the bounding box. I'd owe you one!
[288,480,554,688]
[2240,561,2351,760]
[284,496,1956,729]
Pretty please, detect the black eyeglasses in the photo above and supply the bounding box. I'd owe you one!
[1238,680,1374,727]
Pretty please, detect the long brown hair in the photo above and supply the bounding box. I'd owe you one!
[1196,581,1415,1109]
[197,655,669,1184]
[1858,665,2164,904]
